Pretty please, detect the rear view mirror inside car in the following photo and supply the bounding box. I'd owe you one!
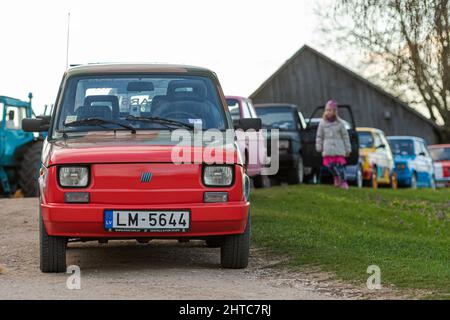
[127,81,154,92]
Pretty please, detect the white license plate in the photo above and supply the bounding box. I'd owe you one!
[104,210,190,232]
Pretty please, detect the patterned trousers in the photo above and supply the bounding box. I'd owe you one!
[328,163,346,181]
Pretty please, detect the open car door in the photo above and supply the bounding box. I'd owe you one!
[301,105,359,169]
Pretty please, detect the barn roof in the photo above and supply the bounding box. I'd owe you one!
[250,45,442,131]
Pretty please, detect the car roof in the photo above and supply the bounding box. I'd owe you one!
[429,144,450,148]
[356,127,383,133]
[254,103,298,109]
[387,135,424,142]
[225,95,249,102]
[66,63,217,78]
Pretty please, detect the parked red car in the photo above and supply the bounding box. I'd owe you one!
[225,96,270,188]
[429,144,450,187]
[23,64,260,272]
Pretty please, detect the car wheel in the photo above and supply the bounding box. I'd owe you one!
[390,172,398,190]
[252,175,271,188]
[288,156,304,184]
[40,213,67,273]
[221,211,251,269]
[430,176,436,190]
[371,169,378,190]
[310,172,319,185]
[356,167,363,188]
[410,173,418,189]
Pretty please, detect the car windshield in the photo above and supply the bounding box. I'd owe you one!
[429,147,450,161]
[389,139,414,156]
[53,75,226,138]
[358,132,373,148]
[255,107,295,130]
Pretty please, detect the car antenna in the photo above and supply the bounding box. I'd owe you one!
[65,12,71,70]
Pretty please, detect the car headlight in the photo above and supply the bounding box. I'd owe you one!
[203,165,234,187]
[279,140,290,150]
[59,166,89,187]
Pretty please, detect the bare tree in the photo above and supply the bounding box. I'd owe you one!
[322,0,450,141]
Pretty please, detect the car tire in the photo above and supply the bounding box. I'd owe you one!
[288,156,304,184]
[18,141,43,197]
[309,172,319,185]
[354,167,363,188]
[253,175,271,188]
[390,172,398,190]
[40,213,67,273]
[430,176,436,190]
[220,211,251,269]
[370,168,378,190]
[410,172,418,189]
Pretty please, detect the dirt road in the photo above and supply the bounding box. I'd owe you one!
[0,198,408,300]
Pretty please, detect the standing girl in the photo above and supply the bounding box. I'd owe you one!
[315,100,352,189]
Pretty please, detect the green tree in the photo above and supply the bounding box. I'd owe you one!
[326,0,450,141]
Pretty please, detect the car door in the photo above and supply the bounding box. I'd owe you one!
[422,142,435,184]
[301,105,359,169]
[415,140,432,185]
[380,133,395,180]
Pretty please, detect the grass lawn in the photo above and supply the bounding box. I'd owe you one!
[251,185,450,298]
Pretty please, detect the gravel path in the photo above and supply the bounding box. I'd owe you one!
[0,198,409,300]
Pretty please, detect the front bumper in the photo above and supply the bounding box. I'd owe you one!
[41,201,249,238]
[393,168,412,185]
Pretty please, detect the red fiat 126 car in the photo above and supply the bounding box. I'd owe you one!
[23,64,261,272]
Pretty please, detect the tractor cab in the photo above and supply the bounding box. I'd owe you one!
[0,93,43,196]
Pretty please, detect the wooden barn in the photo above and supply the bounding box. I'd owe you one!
[250,45,443,144]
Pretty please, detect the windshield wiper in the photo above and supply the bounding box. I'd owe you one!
[125,115,194,130]
[64,118,136,134]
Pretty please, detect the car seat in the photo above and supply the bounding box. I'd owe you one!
[75,106,113,121]
[84,95,120,119]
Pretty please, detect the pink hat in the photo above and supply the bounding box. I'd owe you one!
[326,100,338,110]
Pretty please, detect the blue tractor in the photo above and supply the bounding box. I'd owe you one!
[0,93,45,197]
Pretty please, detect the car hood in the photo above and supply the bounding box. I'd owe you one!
[359,148,375,157]
[43,131,240,166]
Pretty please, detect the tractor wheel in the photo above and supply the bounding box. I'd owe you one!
[18,141,43,197]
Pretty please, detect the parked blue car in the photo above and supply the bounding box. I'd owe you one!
[387,136,436,189]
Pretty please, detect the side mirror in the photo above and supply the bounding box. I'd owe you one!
[376,144,386,149]
[233,118,262,131]
[22,118,50,132]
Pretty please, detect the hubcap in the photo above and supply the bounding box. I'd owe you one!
[357,169,363,188]
[411,175,417,189]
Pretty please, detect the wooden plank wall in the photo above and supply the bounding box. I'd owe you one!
[251,49,441,144]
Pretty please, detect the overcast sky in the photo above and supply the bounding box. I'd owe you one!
[0,0,340,114]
